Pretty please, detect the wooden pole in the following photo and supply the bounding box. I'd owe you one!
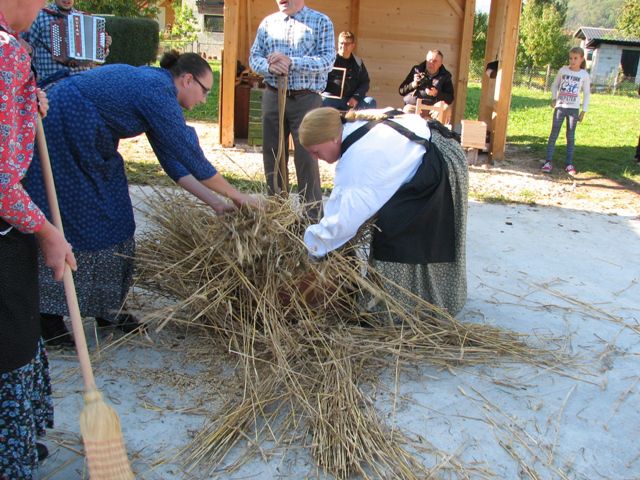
[349,0,361,38]
[478,0,504,128]
[220,0,240,147]
[453,0,476,127]
[490,0,521,161]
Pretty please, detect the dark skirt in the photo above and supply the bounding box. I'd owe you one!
[38,237,135,321]
[0,339,54,480]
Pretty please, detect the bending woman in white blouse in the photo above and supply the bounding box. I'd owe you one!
[298,107,468,316]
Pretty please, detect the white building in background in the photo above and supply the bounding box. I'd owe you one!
[182,0,224,59]
[574,27,640,86]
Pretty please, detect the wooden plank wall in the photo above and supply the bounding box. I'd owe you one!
[222,0,475,145]
[356,0,466,112]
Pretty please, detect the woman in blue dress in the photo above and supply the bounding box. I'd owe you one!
[25,51,259,342]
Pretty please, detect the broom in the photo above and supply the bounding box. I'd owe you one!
[36,117,135,479]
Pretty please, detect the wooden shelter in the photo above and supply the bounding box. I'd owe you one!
[219,0,522,161]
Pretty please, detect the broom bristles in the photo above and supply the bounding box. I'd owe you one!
[80,389,135,480]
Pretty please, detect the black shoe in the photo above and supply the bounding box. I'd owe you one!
[96,314,146,334]
[36,442,49,462]
[40,314,74,348]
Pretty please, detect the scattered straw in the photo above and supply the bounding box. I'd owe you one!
[134,191,567,478]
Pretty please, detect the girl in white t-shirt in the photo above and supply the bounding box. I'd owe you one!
[542,47,591,175]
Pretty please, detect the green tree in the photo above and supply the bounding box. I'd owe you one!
[616,0,640,37]
[162,0,198,48]
[518,0,570,69]
[471,12,488,73]
[565,0,625,29]
[75,0,159,18]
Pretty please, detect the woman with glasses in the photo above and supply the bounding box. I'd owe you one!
[25,50,259,343]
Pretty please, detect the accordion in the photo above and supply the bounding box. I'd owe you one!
[50,12,107,64]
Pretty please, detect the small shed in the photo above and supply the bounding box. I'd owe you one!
[219,0,522,161]
[574,27,640,85]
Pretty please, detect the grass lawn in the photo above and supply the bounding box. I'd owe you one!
[466,84,640,186]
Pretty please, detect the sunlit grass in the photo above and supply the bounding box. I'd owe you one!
[466,83,640,185]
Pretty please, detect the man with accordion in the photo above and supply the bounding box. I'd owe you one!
[23,0,111,89]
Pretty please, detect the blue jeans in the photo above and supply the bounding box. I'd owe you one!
[546,107,579,165]
[321,96,377,110]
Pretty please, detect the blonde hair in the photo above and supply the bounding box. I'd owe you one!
[570,46,587,69]
[299,108,343,147]
[339,31,355,43]
[299,108,395,147]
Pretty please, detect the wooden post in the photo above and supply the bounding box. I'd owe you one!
[478,0,505,128]
[453,0,476,127]
[349,0,360,38]
[544,63,552,92]
[220,0,240,147]
[490,0,521,161]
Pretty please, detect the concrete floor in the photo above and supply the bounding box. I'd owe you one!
[36,193,640,479]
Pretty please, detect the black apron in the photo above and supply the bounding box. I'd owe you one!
[0,222,41,373]
[340,116,457,265]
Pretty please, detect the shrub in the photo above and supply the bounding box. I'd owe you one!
[104,16,159,66]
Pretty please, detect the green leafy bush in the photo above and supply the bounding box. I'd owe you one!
[104,17,159,66]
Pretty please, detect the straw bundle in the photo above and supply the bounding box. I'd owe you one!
[134,191,563,478]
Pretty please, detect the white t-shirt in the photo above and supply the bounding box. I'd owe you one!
[304,113,431,257]
[551,66,591,111]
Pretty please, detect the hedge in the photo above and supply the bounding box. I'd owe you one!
[104,16,159,66]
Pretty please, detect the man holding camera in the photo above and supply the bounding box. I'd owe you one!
[398,49,454,114]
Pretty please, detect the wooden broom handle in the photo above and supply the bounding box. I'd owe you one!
[36,117,96,391]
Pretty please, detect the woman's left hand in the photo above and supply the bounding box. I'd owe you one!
[578,111,585,122]
[37,89,48,118]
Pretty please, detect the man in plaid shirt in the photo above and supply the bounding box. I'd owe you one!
[249,0,335,221]
[23,0,110,88]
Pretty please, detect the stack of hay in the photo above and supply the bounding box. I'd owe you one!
[135,191,560,479]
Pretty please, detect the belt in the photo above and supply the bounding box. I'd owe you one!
[266,84,315,97]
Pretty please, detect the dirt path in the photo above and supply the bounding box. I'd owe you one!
[120,120,640,218]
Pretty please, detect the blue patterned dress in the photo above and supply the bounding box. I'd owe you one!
[24,64,218,320]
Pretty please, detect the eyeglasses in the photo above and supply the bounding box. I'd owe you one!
[192,75,211,96]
